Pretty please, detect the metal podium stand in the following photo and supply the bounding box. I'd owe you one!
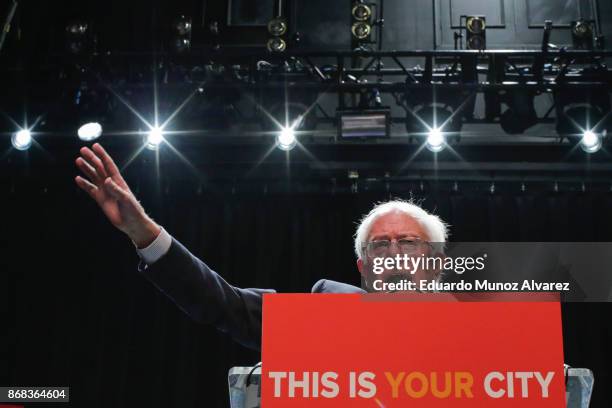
[229,365,261,408]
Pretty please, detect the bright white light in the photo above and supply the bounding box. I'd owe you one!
[426,128,445,153]
[276,127,297,151]
[11,129,32,151]
[78,122,103,141]
[146,127,164,150]
[580,130,602,153]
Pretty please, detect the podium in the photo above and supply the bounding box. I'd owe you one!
[229,365,261,408]
[565,366,595,408]
[228,365,594,408]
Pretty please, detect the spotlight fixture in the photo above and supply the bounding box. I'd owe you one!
[571,20,594,50]
[266,16,288,52]
[171,15,192,53]
[465,15,486,50]
[426,128,445,153]
[267,17,287,37]
[173,38,191,53]
[580,130,603,154]
[351,1,374,45]
[266,37,287,52]
[65,19,93,54]
[77,122,103,141]
[351,3,372,21]
[351,22,371,40]
[555,87,610,143]
[73,86,112,141]
[174,16,192,36]
[146,127,164,150]
[276,127,297,151]
[263,89,313,151]
[11,129,32,151]
[66,22,88,35]
[556,105,608,141]
[405,105,463,140]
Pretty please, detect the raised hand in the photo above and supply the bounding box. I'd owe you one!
[75,143,160,248]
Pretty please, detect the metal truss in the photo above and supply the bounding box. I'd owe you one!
[3,48,612,145]
[32,49,611,124]
[36,49,612,90]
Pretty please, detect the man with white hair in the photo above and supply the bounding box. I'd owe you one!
[74,143,449,351]
[354,200,448,291]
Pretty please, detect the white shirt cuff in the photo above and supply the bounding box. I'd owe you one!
[136,227,172,265]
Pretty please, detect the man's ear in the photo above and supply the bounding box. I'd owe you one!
[357,258,365,276]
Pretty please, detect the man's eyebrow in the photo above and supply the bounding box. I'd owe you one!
[397,234,422,239]
[370,233,422,241]
[369,234,390,241]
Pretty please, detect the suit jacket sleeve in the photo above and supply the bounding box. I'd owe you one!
[137,237,274,351]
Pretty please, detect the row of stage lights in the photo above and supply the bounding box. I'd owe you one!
[9,121,298,152]
[264,1,376,53]
[9,121,602,154]
[422,128,603,154]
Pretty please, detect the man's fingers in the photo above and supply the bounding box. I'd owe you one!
[75,176,98,198]
[80,146,108,180]
[92,143,121,178]
[75,157,102,184]
[103,177,130,202]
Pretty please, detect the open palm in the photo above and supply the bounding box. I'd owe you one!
[75,143,158,245]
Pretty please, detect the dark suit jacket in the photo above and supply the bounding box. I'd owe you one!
[138,238,365,351]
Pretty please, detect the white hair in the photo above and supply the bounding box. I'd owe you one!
[354,199,449,259]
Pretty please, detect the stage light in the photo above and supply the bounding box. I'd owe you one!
[556,105,605,138]
[465,16,486,50]
[555,87,610,144]
[276,127,297,151]
[174,15,192,36]
[173,38,191,53]
[466,16,485,34]
[171,15,192,53]
[65,20,92,54]
[351,3,372,21]
[78,122,103,141]
[580,130,602,154]
[571,19,594,49]
[66,22,88,35]
[11,129,32,151]
[266,16,288,52]
[351,1,374,45]
[146,127,164,150]
[267,18,287,36]
[351,22,371,40]
[406,105,463,139]
[426,128,445,153]
[266,37,287,52]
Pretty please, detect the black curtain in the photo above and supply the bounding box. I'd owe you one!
[4,170,612,407]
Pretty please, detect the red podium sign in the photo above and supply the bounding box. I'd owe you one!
[261,293,565,407]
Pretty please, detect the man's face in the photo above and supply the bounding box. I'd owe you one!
[357,211,438,291]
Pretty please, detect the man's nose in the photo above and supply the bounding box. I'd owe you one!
[387,241,401,256]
